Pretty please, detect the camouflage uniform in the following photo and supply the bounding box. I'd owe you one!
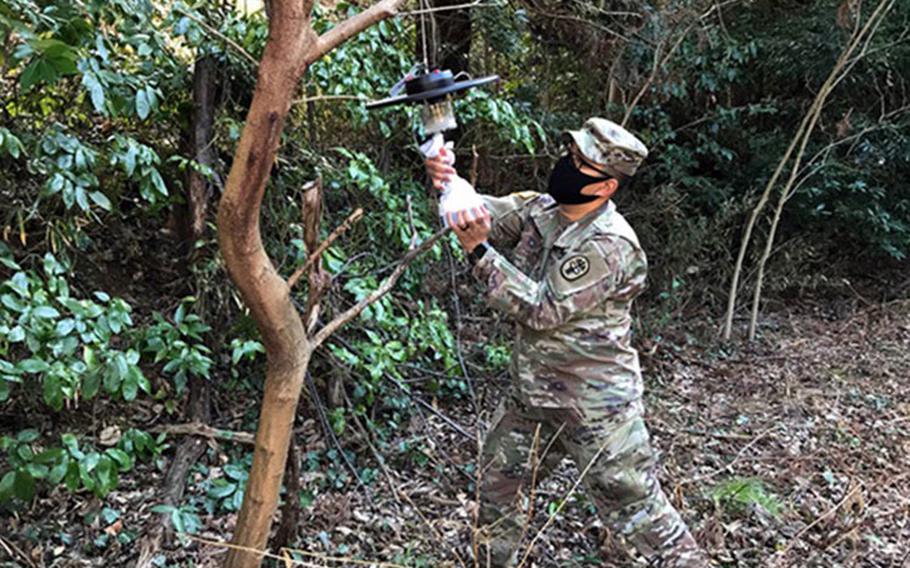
[470,119,708,567]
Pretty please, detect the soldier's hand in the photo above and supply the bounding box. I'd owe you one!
[451,208,491,253]
[424,147,456,191]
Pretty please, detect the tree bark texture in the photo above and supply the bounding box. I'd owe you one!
[216,1,406,566]
[269,433,302,551]
[217,6,315,567]
[187,54,218,245]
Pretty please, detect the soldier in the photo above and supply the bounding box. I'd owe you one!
[425,118,710,567]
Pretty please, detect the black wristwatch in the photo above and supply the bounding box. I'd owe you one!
[468,242,490,265]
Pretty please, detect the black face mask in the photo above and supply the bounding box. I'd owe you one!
[546,155,609,205]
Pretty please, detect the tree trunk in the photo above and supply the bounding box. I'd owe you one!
[164,52,219,507]
[187,54,218,247]
[270,433,302,550]
[216,2,407,566]
[138,53,220,568]
[217,6,314,567]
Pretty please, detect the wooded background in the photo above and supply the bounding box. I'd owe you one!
[1,0,908,566]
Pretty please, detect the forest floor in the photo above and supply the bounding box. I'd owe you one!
[2,299,909,567]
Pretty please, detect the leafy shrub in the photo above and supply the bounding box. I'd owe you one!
[0,251,147,408]
[142,297,213,396]
[0,428,164,503]
[202,459,250,514]
[710,477,783,518]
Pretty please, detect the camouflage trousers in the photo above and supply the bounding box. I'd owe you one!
[477,391,708,567]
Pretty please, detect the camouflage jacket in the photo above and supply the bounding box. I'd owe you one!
[473,192,648,408]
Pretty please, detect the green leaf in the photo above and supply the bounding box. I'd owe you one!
[43,253,65,276]
[101,507,119,524]
[48,458,68,484]
[20,58,55,91]
[0,471,14,499]
[8,272,30,297]
[145,85,157,112]
[48,173,65,194]
[47,54,77,75]
[20,359,50,373]
[7,326,25,342]
[106,448,132,471]
[33,306,60,319]
[89,191,112,210]
[125,349,139,365]
[207,482,236,499]
[149,169,167,197]
[35,39,78,62]
[56,319,76,336]
[17,444,33,461]
[95,35,109,62]
[25,463,49,479]
[75,186,89,211]
[17,429,39,443]
[43,374,63,410]
[2,294,26,312]
[84,345,98,368]
[0,255,21,270]
[103,363,121,393]
[174,303,186,324]
[135,89,150,120]
[114,352,128,379]
[81,452,101,473]
[63,462,80,491]
[171,509,185,533]
[14,471,35,501]
[122,372,137,401]
[123,143,138,176]
[62,433,83,459]
[34,448,63,464]
[137,372,151,394]
[231,489,244,511]
[83,369,100,399]
[223,464,246,481]
[95,457,114,496]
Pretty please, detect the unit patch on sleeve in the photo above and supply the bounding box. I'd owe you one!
[560,255,590,281]
[546,241,617,300]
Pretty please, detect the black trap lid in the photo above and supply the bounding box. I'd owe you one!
[365,68,499,109]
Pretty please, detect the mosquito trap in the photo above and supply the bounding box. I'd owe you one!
[366,66,499,227]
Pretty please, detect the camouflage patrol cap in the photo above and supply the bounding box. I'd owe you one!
[563,118,649,178]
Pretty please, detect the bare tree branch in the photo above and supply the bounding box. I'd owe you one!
[738,0,897,340]
[288,208,364,289]
[153,422,256,445]
[313,0,409,61]
[312,227,449,347]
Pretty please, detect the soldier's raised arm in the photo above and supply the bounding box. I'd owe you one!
[471,234,646,330]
